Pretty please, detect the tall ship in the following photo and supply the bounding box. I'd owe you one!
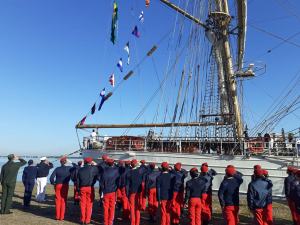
[75,0,300,197]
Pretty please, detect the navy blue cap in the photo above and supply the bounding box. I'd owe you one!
[28,159,33,163]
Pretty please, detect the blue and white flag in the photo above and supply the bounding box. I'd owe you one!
[117,58,123,72]
[124,42,130,65]
[98,88,105,111]
[139,11,144,22]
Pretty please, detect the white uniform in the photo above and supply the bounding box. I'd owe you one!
[36,177,47,201]
[90,131,96,143]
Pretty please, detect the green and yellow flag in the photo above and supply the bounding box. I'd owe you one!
[110,0,119,44]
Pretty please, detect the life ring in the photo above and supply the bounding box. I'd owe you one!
[249,139,264,152]
[133,139,144,149]
[106,138,114,148]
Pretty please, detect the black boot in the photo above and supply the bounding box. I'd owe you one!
[180,208,184,216]
[202,220,209,225]
[149,215,153,222]
[152,215,157,222]
[118,203,123,211]
[293,220,298,225]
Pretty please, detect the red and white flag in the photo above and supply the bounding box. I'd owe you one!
[109,74,114,87]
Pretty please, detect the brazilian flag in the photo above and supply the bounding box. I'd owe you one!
[110,0,119,44]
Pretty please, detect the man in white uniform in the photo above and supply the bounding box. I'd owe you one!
[90,129,97,143]
[36,157,53,202]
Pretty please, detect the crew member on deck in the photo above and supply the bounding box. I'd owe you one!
[145,162,160,223]
[0,154,27,214]
[285,167,298,223]
[156,162,176,225]
[76,157,98,225]
[199,162,217,224]
[70,160,82,205]
[120,160,131,220]
[50,157,76,221]
[36,157,53,202]
[116,160,125,210]
[184,167,206,225]
[97,154,108,206]
[171,163,187,225]
[218,167,243,225]
[247,169,273,225]
[125,159,150,225]
[291,170,300,225]
[22,159,38,207]
[99,158,120,225]
[90,129,96,143]
[263,170,273,225]
[140,159,149,211]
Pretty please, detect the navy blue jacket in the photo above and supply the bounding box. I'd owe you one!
[141,164,150,182]
[117,164,125,176]
[36,162,54,178]
[76,165,99,190]
[126,166,151,196]
[291,180,300,215]
[22,166,38,183]
[145,170,161,194]
[184,178,206,205]
[218,174,243,207]
[99,167,120,194]
[199,173,214,194]
[119,167,131,188]
[208,168,217,176]
[265,178,273,205]
[171,169,187,193]
[70,165,82,182]
[284,175,295,197]
[50,163,76,185]
[247,178,273,210]
[156,172,176,201]
[97,161,107,173]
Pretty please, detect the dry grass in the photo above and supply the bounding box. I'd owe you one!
[0,182,294,225]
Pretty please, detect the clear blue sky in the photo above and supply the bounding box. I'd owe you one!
[0,0,299,156]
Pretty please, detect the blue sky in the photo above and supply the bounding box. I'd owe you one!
[0,0,299,156]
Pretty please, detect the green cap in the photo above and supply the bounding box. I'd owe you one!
[8,154,14,159]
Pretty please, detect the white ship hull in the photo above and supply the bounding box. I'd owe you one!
[82,149,300,198]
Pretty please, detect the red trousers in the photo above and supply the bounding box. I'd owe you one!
[73,181,80,200]
[130,193,142,225]
[160,200,172,225]
[201,193,212,221]
[117,188,123,204]
[103,192,116,225]
[172,192,183,223]
[148,188,158,216]
[222,206,239,225]
[55,184,69,220]
[266,204,273,225]
[253,208,268,225]
[188,198,202,225]
[141,182,146,211]
[80,186,95,223]
[297,214,300,225]
[287,197,298,221]
[122,187,130,219]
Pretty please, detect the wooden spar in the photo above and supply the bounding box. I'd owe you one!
[218,0,243,138]
[159,0,209,29]
[76,122,226,129]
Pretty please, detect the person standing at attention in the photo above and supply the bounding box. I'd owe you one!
[291,170,300,225]
[36,157,53,202]
[0,154,27,214]
[263,170,273,225]
[285,167,298,224]
[76,158,98,225]
[22,159,38,207]
[90,129,96,143]
[50,157,76,221]
[70,160,83,205]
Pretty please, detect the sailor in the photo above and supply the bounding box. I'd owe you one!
[225,165,243,178]
[145,162,160,223]
[263,170,273,225]
[50,157,76,220]
[218,167,243,225]
[70,160,83,205]
[171,163,187,225]
[120,160,131,220]
[36,157,54,202]
[199,163,217,224]
[125,159,151,225]
[251,165,262,181]
[176,162,188,216]
[156,162,176,225]
[116,160,125,210]
[22,159,38,207]
[184,167,206,225]
[99,158,120,225]
[247,169,273,225]
[140,159,148,211]
[98,154,108,206]
[285,167,298,223]
[0,154,27,214]
[76,157,98,225]
[90,129,96,143]
[291,170,300,225]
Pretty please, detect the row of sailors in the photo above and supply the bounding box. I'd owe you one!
[21,155,300,225]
